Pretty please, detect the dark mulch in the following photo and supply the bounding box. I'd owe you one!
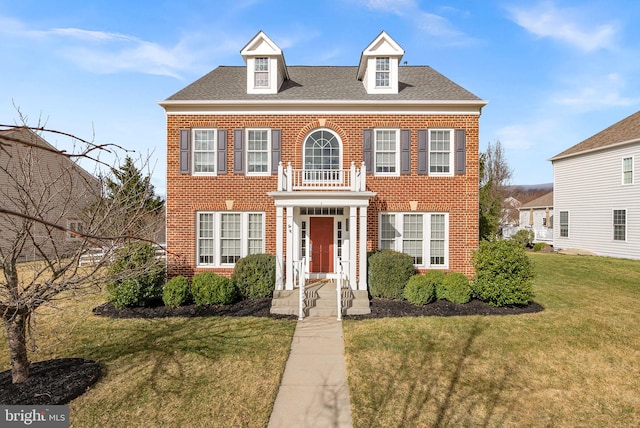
[92,297,543,320]
[0,358,101,405]
[3,297,542,405]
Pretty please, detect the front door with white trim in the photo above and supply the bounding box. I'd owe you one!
[309,217,334,273]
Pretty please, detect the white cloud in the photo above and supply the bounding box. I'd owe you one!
[553,73,637,111]
[0,15,238,78]
[507,1,618,52]
[358,0,474,44]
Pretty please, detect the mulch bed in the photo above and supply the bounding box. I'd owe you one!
[2,297,542,405]
[91,297,543,320]
[0,358,100,405]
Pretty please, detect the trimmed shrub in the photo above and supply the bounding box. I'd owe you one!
[510,229,534,248]
[232,253,276,299]
[191,272,237,305]
[403,274,436,305]
[368,250,415,300]
[106,242,166,308]
[163,275,192,308]
[533,242,548,252]
[472,239,535,306]
[440,272,472,304]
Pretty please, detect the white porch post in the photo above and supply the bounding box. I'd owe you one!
[358,206,368,291]
[275,206,284,290]
[285,206,294,290]
[349,206,358,290]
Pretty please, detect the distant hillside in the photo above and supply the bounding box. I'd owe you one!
[505,183,553,205]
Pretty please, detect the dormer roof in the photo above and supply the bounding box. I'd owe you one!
[356,31,405,80]
[240,30,289,80]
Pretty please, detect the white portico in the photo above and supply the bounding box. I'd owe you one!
[268,161,375,292]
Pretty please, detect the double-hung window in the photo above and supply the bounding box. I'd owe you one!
[375,57,390,88]
[254,57,269,88]
[623,157,633,185]
[379,212,449,268]
[374,129,399,175]
[429,129,453,175]
[613,209,626,241]
[246,129,270,174]
[559,211,569,238]
[193,129,217,174]
[197,212,265,266]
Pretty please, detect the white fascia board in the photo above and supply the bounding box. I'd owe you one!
[549,138,640,162]
[159,99,488,115]
[267,191,377,207]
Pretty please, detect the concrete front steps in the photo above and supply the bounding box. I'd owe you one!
[270,279,371,317]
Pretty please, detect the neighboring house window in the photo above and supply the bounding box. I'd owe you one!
[559,211,569,238]
[429,129,453,175]
[254,57,269,88]
[379,212,449,268]
[303,129,341,180]
[193,129,217,174]
[613,209,626,241]
[374,129,399,175]
[66,220,84,240]
[375,57,390,87]
[246,129,270,174]
[197,212,265,266]
[623,156,633,185]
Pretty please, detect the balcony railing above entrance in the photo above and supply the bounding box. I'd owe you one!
[277,161,367,192]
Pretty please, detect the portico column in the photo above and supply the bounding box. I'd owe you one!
[349,206,357,289]
[285,206,294,290]
[275,206,284,290]
[358,206,368,291]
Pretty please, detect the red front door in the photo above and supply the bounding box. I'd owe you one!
[309,217,334,273]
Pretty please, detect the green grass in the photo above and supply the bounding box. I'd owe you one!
[343,253,640,427]
[0,293,296,427]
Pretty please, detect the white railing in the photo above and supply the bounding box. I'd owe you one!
[278,161,367,192]
[337,258,347,321]
[296,258,307,321]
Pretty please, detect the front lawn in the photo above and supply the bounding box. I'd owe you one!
[343,252,640,427]
[0,292,296,427]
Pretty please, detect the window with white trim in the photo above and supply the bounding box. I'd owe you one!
[193,129,217,174]
[623,156,633,185]
[254,57,269,88]
[375,57,390,87]
[613,209,626,241]
[429,129,453,175]
[379,212,449,267]
[374,129,399,175]
[197,212,265,266]
[303,129,341,181]
[66,220,84,241]
[559,211,569,238]
[246,129,270,174]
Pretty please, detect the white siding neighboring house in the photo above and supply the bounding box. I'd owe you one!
[518,191,553,244]
[551,111,640,260]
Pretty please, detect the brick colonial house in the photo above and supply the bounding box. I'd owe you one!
[160,31,486,311]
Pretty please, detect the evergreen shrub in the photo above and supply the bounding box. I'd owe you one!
[368,250,415,300]
[232,253,276,299]
[191,272,237,305]
[162,275,192,308]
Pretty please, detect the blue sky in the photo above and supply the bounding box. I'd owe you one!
[2,0,639,196]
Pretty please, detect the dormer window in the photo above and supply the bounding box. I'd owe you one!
[254,57,269,88]
[375,57,390,88]
[356,31,404,95]
[241,31,289,95]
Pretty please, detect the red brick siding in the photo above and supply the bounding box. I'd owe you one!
[166,114,479,278]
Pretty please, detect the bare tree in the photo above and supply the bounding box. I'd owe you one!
[0,121,163,384]
[479,140,513,240]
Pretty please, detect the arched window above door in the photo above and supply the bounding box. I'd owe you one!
[303,129,342,171]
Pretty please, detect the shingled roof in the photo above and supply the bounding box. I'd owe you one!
[551,110,640,160]
[520,191,553,209]
[165,65,483,102]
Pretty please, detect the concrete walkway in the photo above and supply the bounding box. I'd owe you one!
[268,317,353,428]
